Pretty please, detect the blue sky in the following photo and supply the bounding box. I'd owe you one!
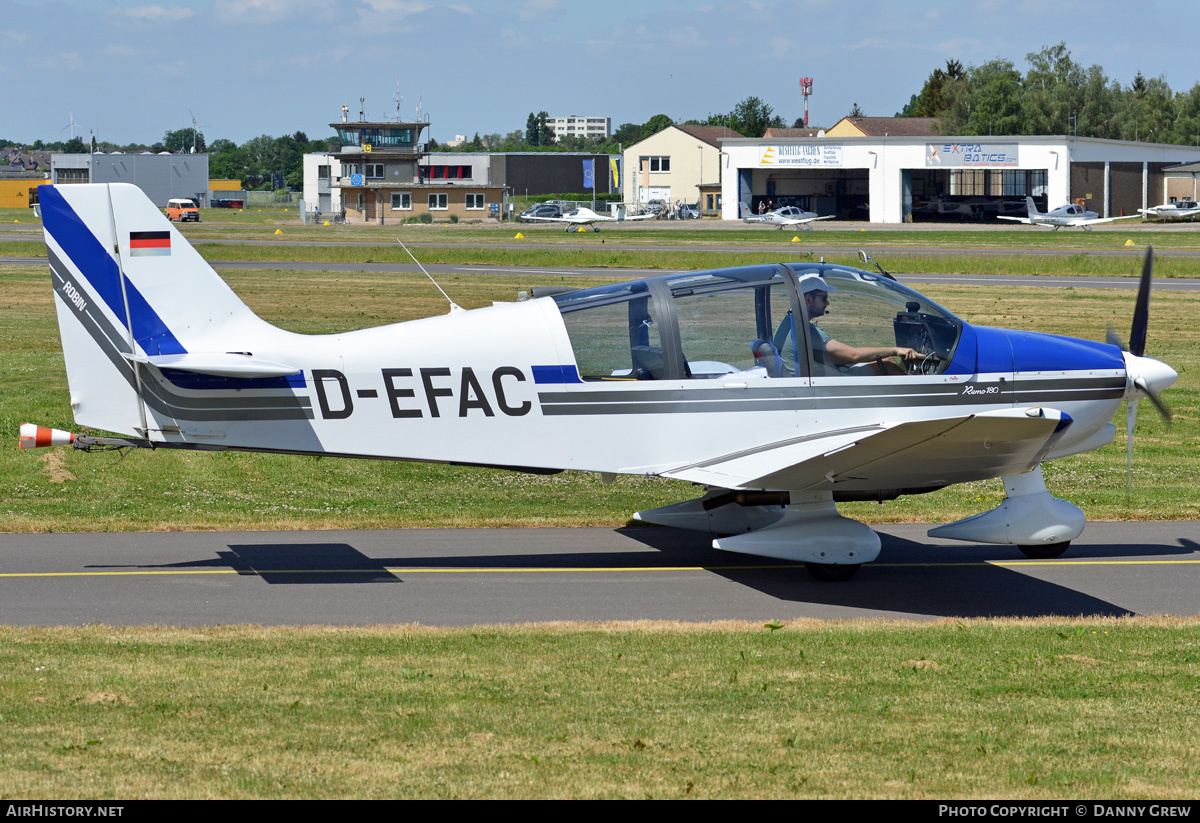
[6,0,1198,146]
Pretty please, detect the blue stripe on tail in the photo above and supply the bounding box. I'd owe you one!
[40,185,186,356]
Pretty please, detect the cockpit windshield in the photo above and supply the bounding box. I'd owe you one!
[551,263,963,381]
[788,265,962,377]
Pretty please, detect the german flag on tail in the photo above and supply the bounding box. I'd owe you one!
[129,230,171,257]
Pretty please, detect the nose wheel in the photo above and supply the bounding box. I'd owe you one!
[1017,542,1070,559]
[804,562,861,582]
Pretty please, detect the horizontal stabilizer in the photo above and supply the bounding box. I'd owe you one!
[129,352,301,378]
[662,408,1072,491]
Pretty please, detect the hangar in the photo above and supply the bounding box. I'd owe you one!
[719,118,1200,224]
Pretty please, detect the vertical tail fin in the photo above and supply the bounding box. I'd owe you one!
[1026,196,1040,217]
[39,183,275,435]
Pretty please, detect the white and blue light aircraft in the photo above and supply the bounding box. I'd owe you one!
[518,205,655,231]
[739,202,833,229]
[999,196,1141,230]
[24,183,1177,580]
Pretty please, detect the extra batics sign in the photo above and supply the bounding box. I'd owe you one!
[927,143,1019,167]
[759,144,844,167]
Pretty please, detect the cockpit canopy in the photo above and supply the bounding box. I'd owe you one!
[551,263,964,381]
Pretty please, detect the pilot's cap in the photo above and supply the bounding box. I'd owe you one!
[799,274,838,294]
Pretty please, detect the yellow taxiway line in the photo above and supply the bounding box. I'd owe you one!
[2,558,1200,579]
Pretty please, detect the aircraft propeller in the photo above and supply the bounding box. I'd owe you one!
[1104,246,1176,490]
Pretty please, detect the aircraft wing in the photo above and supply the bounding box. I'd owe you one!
[1081,215,1141,226]
[622,212,657,222]
[660,407,1071,491]
[997,216,1035,225]
[777,215,834,226]
[521,215,566,224]
[1084,215,1137,225]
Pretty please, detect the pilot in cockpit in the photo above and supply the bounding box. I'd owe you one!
[799,275,919,375]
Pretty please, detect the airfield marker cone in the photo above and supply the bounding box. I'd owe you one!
[515,232,525,239]
[1125,239,1135,246]
[274,229,282,235]
[791,236,801,242]
[18,423,75,450]
[577,226,587,232]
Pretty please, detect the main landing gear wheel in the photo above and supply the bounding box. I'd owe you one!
[804,563,861,582]
[1017,542,1070,559]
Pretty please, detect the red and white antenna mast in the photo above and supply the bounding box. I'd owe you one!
[799,77,813,127]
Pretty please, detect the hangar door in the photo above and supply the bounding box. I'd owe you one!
[753,168,868,220]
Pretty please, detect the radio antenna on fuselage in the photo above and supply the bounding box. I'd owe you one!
[395,237,463,314]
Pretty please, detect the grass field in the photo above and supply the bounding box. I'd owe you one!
[3,619,1200,799]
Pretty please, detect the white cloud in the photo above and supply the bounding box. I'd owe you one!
[844,37,902,52]
[667,26,707,49]
[108,5,194,22]
[361,0,431,14]
[214,0,328,23]
[519,0,561,22]
[767,36,796,58]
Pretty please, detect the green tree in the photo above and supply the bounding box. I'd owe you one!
[537,112,554,146]
[163,127,205,153]
[525,112,540,145]
[641,113,674,138]
[728,96,775,137]
[1020,43,1084,134]
[963,59,1023,135]
[900,59,964,117]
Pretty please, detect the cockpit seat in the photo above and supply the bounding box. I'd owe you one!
[750,339,783,378]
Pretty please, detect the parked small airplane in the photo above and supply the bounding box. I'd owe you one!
[24,184,1177,580]
[519,205,655,232]
[1138,200,1200,220]
[739,202,834,229]
[999,196,1140,230]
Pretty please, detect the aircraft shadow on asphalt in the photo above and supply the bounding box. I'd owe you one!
[620,527,1200,618]
[88,543,403,585]
[79,530,1198,618]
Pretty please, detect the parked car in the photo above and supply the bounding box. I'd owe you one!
[165,198,199,222]
[679,203,700,219]
[643,199,666,217]
[519,204,563,222]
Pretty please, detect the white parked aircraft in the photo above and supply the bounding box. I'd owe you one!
[999,196,1140,230]
[1138,200,1200,220]
[739,202,834,229]
[24,183,1177,580]
[519,205,656,232]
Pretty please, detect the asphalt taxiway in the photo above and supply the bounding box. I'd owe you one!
[1,522,1197,625]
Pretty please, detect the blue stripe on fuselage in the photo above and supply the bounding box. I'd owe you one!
[159,369,307,391]
[40,185,186,356]
[532,365,583,384]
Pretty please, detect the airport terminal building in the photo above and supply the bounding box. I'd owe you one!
[718,123,1200,223]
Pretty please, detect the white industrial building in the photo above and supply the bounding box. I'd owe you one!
[548,115,611,140]
[718,131,1200,223]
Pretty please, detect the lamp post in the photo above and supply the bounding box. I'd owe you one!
[697,144,703,214]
